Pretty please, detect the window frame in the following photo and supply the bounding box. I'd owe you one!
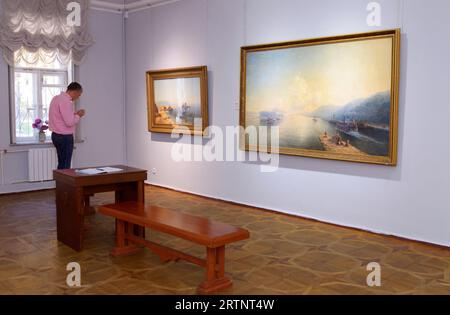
[9,61,74,145]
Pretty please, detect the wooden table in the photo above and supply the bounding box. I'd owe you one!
[53,165,147,251]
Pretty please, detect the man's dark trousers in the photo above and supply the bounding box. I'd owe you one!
[51,132,74,170]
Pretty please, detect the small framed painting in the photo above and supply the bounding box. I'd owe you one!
[147,66,209,136]
[240,29,401,165]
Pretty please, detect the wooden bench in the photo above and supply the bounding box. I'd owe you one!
[98,201,250,294]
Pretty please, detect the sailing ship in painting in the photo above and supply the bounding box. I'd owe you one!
[312,90,390,156]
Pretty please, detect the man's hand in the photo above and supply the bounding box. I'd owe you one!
[77,109,86,118]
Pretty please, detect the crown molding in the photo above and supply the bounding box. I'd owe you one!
[90,0,124,13]
[90,0,182,14]
[127,0,182,13]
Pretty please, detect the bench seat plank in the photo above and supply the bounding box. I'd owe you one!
[99,201,249,247]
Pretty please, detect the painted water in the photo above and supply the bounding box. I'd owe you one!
[246,112,389,157]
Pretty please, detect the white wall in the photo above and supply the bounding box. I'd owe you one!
[75,9,126,167]
[125,0,450,247]
[0,9,126,193]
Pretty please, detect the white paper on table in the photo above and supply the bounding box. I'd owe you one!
[96,167,123,173]
[75,168,107,175]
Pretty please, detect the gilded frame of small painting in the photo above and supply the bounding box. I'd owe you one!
[147,66,209,136]
[240,29,401,166]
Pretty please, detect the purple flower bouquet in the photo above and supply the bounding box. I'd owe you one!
[32,118,49,142]
[32,118,49,133]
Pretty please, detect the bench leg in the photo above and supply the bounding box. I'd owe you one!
[110,219,140,257]
[197,246,232,294]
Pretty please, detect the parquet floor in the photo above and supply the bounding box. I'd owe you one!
[0,186,449,295]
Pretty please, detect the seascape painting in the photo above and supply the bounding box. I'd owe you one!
[147,66,209,135]
[240,29,400,165]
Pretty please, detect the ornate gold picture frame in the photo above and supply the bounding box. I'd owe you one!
[147,66,209,136]
[240,29,401,166]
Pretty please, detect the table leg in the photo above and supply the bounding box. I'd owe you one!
[55,183,84,251]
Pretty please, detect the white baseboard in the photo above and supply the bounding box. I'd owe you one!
[0,181,55,195]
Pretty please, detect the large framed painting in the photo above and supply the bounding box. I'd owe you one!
[240,29,401,165]
[147,66,209,136]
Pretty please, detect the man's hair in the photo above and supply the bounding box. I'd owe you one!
[67,82,83,92]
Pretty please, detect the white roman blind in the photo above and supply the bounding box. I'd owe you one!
[0,0,94,67]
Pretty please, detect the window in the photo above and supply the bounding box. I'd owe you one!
[2,1,92,144]
[10,50,73,144]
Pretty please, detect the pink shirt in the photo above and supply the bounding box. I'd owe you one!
[48,92,80,135]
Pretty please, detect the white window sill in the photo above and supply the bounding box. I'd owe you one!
[11,141,53,146]
[10,140,84,147]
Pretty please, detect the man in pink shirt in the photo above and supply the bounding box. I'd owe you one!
[49,82,86,169]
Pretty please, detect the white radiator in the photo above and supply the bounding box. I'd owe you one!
[28,148,58,182]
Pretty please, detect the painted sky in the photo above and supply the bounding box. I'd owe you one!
[154,77,201,107]
[246,37,393,114]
